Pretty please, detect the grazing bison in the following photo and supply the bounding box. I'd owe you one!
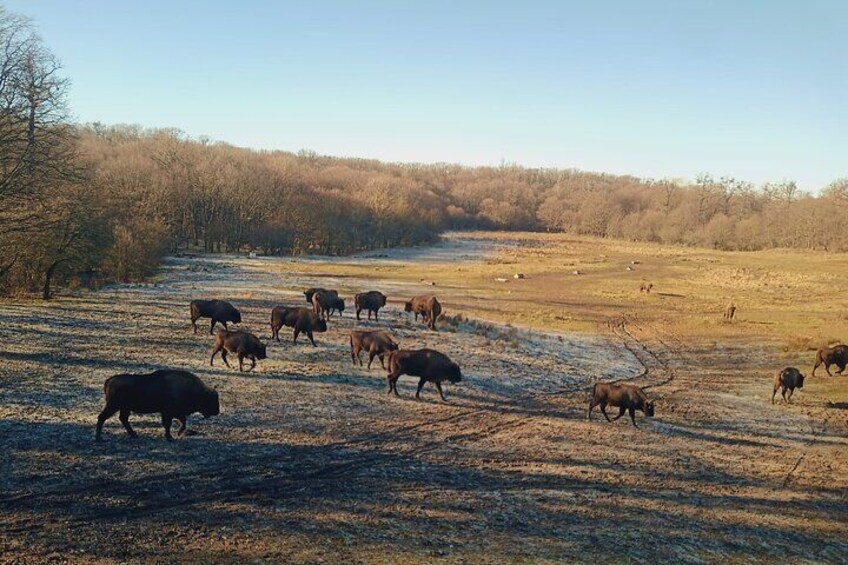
[210,329,267,372]
[312,290,345,319]
[386,348,462,401]
[190,299,242,335]
[772,367,805,404]
[588,382,655,427]
[304,287,337,304]
[270,306,328,346]
[640,282,653,293]
[355,290,387,322]
[350,329,399,369]
[95,370,219,441]
[404,295,442,330]
[812,344,848,377]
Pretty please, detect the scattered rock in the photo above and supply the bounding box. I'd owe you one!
[572,270,581,275]
[513,273,525,279]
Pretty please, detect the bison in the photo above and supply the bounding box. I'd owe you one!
[95,370,219,441]
[190,299,242,335]
[812,344,848,377]
[354,290,387,322]
[386,348,462,401]
[404,295,442,330]
[312,290,345,319]
[304,287,338,304]
[588,382,655,427]
[772,367,805,404]
[210,329,267,372]
[350,329,399,369]
[270,306,328,346]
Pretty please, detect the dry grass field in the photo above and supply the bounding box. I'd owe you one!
[1,232,846,563]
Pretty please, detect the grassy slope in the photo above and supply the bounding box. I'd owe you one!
[274,231,848,402]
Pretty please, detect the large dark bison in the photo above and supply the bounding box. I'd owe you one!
[190,299,242,335]
[350,329,399,369]
[812,344,848,376]
[210,329,267,372]
[386,348,462,401]
[270,306,328,346]
[354,290,387,322]
[312,290,345,319]
[404,295,442,330]
[95,370,219,441]
[588,382,655,427]
[304,288,337,304]
[773,367,805,404]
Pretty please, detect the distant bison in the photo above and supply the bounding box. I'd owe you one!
[812,344,848,377]
[354,290,387,322]
[270,306,328,346]
[95,370,219,441]
[350,329,399,369]
[190,299,242,335]
[304,288,337,304]
[772,367,805,404]
[210,329,267,372]
[404,295,442,330]
[724,301,736,321]
[312,290,345,319]
[640,282,653,293]
[588,382,655,427]
[386,348,462,401]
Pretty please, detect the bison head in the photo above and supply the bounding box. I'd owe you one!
[334,298,346,313]
[231,310,242,324]
[644,400,655,417]
[404,301,413,312]
[386,341,399,352]
[797,374,805,388]
[256,343,267,360]
[446,362,462,383]
[315,318,328,332]
[201,389,220,418]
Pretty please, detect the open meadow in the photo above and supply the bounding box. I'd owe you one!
[1,232,846,563]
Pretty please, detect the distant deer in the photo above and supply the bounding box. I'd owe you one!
[724,301,736,321]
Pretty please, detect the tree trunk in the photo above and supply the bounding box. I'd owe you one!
[42,260,60,300]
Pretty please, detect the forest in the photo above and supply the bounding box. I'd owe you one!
[1,6,847,298]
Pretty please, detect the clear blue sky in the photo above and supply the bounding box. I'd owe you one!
[8,0,847,191]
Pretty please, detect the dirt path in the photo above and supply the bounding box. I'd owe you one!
[1,238,846,563]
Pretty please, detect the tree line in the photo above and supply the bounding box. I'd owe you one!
[1,6,846,298]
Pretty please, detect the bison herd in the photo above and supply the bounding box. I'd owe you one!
[96,287,843,441]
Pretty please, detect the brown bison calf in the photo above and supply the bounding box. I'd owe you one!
[355,290,387,322]
[386,348,462,401]
[772,367,805,404]
[96,370,219,441]
[588,382,655,427]
[210,329,267,372]
[812,344,848,377]
[312,290,345,319]
[304,287,337,304]
[270,306,328,346]
[350,329,399,369]
[190,299,242,335]
[404,295,442,330]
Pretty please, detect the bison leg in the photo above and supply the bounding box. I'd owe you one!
[836,363,845,374]
[96,404,119,441]
[119,408,137,438]
[826,363,833,377]
[356,307,361,321]
[161,413,174,441]
[628,407,638,427]
[210,345,222,367]
[781,388,788,403]
[177,416,187,436]
[387,371,402,396]
[220,349,231,369]
[415,378,427,399]
[787,388,794,403]
[434,381,447,402]
[248,355,257,372]
[237,352,245,372]
[292,328,300,345]
[308,331,317,347]
[587,400,596,421]
[191,316,199,334]
[374,309,379,322]
[612,406,626,421]
[599,403,613,423]
[368,349,378,370]
[209,318,217,335]
[772,385,779,404]
[378,353,387,370]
